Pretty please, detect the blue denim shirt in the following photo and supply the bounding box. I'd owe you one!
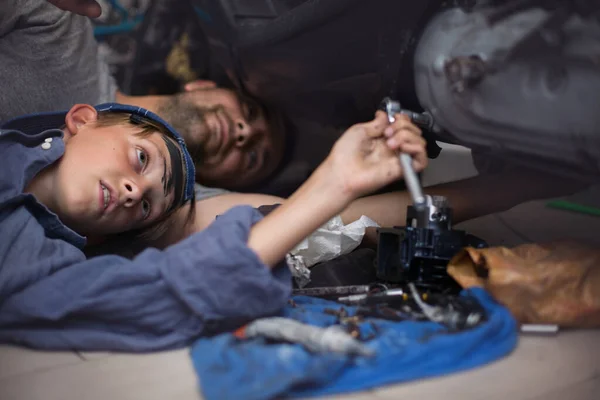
[0,124,292,351]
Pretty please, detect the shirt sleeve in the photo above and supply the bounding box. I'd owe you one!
[0,0,18,37]
[0,206,292,352]
[0,0,115,121]
[194,182,230,201]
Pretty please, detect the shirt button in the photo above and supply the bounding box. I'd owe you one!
[41,142,52,150]
[45,137,53,143]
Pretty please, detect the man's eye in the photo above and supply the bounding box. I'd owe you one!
[248,103,258,121]
[244,97,259,122]
[248,150,258,170]
[136,148,148,168]
[141,199,151,220]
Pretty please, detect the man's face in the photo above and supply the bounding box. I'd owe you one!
[158,86,285,189]
[55,121,176,237]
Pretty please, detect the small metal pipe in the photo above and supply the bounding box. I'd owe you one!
[383,98,427,211]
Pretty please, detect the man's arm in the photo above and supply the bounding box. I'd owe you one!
[0,0,18,37]
[149,192,284,250]
[341,168,588,228]
[0,0,115,122]
[155,167,587,250]
[194,193,284,231]
[45,0,101,17]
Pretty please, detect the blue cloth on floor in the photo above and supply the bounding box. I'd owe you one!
[190,288,517,400]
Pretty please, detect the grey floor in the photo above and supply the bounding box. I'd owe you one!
[1,144,599,400]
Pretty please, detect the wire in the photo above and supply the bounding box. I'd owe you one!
[546,200,600,218]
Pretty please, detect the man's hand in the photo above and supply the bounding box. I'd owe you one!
[46,0,102,18]
[325,110,428,200]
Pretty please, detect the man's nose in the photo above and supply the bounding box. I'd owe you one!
[233,119,255,148]
[120,178,144,207]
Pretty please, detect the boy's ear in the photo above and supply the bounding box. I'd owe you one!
[184,80,217,92]
[64,104,98,136]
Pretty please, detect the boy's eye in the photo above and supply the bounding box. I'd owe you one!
[141,199,151,220]
[136,148,148,168]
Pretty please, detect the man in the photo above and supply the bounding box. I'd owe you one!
[0,0,284,193]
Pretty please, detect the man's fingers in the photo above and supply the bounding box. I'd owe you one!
[47,0,102,18]
[184,81,207,91]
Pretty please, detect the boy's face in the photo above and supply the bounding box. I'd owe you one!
[55,109,176,237]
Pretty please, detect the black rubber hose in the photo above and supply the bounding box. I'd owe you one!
[237,0,363,47]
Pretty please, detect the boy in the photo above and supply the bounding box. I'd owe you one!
[0,105,427,351]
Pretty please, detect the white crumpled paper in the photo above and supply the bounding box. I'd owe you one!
[286,215,380,287]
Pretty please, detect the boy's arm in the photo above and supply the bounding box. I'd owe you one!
[0,206,291,351]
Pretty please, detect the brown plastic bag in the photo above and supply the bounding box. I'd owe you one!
[447,242,600,327]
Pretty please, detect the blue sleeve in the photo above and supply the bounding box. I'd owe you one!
[0,206,292,352]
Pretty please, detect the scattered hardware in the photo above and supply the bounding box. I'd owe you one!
[520,324,560,335]
[292,283,389,299]
[338,288,406,305]
[322,284,487,333]
[407,283,485,330]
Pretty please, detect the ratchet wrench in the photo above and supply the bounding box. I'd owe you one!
[381,97,427,212]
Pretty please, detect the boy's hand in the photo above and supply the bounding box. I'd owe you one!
[325,110,428,200]
[46,0,102,18]
[248,111,426,267]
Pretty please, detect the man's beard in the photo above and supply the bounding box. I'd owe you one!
[156,94,215,161]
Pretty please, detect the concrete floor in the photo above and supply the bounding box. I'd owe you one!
[1,144,599,400]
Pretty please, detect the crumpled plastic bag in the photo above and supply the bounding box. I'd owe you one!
[447,242,600,327]
[287,215,379,287]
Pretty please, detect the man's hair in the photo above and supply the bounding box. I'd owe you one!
[92,111,196,247]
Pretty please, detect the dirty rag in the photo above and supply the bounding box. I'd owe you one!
[190,288,517,400]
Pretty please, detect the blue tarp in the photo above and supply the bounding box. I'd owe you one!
[191,288,517,400]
